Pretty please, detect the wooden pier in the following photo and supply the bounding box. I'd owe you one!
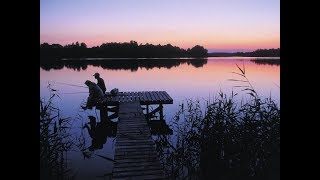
[101,91,173,121]
[101,91,173,179]
[104,91,173,106]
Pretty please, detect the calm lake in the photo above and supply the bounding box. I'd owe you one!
[40,57,279,179]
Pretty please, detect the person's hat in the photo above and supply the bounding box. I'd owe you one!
[85,80,91,85]
[93,73,100,77]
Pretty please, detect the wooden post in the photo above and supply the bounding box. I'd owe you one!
[100,105,108,122]
[146,104,149,120]
[159,104,164,120]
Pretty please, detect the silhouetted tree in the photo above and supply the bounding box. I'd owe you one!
[188,45,208,57]
[51,44,63,48]
[80,42,87,48]
[40,42,50,48]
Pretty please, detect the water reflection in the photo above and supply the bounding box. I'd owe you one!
[40,57,279,179]
[250,59,280,66]
[40,58,280,73]
[83,116,117,151]
[149,120,173,135]
[40,58,208,71]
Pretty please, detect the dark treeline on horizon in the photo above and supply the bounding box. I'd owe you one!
[235,48,280,57]
[40,58,208,72]
[40,41,208,60]
[209,48,280,57]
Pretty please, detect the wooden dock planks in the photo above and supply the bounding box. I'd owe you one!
[112,101,165,180]
[104,91,173,105]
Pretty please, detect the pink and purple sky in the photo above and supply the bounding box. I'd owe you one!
[40,0,279,52]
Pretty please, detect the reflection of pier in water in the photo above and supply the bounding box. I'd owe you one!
[95,91,173,179]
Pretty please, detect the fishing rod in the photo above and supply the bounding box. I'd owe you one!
[51,81,88,88]
[60,92,89,94]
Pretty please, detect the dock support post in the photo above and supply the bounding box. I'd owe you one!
[100,105,108,122]
[159,104,164,120]
[146,104,149,120]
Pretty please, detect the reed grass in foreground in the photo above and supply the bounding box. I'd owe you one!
[155,65,280,180]
[40,93,74,180]
[155,93,280,180]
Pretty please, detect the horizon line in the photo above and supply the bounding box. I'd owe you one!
[40,41,279,53]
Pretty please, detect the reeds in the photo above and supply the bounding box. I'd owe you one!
[40,92,73,180]
[155,65,280,180]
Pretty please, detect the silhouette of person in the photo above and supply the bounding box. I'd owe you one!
[82,80,104,110]
[93,73,106,94]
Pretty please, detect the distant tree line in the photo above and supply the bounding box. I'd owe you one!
[40,41,208,60]
[234,48,280,57]
[208,48,280,57]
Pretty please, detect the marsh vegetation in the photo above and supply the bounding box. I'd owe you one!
[154,66,280,179]
[40,92,74,179]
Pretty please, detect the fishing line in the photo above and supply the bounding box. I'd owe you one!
[51,81,88,88]
[60,92,89,94]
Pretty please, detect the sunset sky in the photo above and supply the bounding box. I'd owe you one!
[40,0,280,52]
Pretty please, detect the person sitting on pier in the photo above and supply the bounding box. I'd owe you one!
[93,72,106,94]
[82,80,104,110]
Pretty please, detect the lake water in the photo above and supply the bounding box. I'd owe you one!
[40,57,280,179]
